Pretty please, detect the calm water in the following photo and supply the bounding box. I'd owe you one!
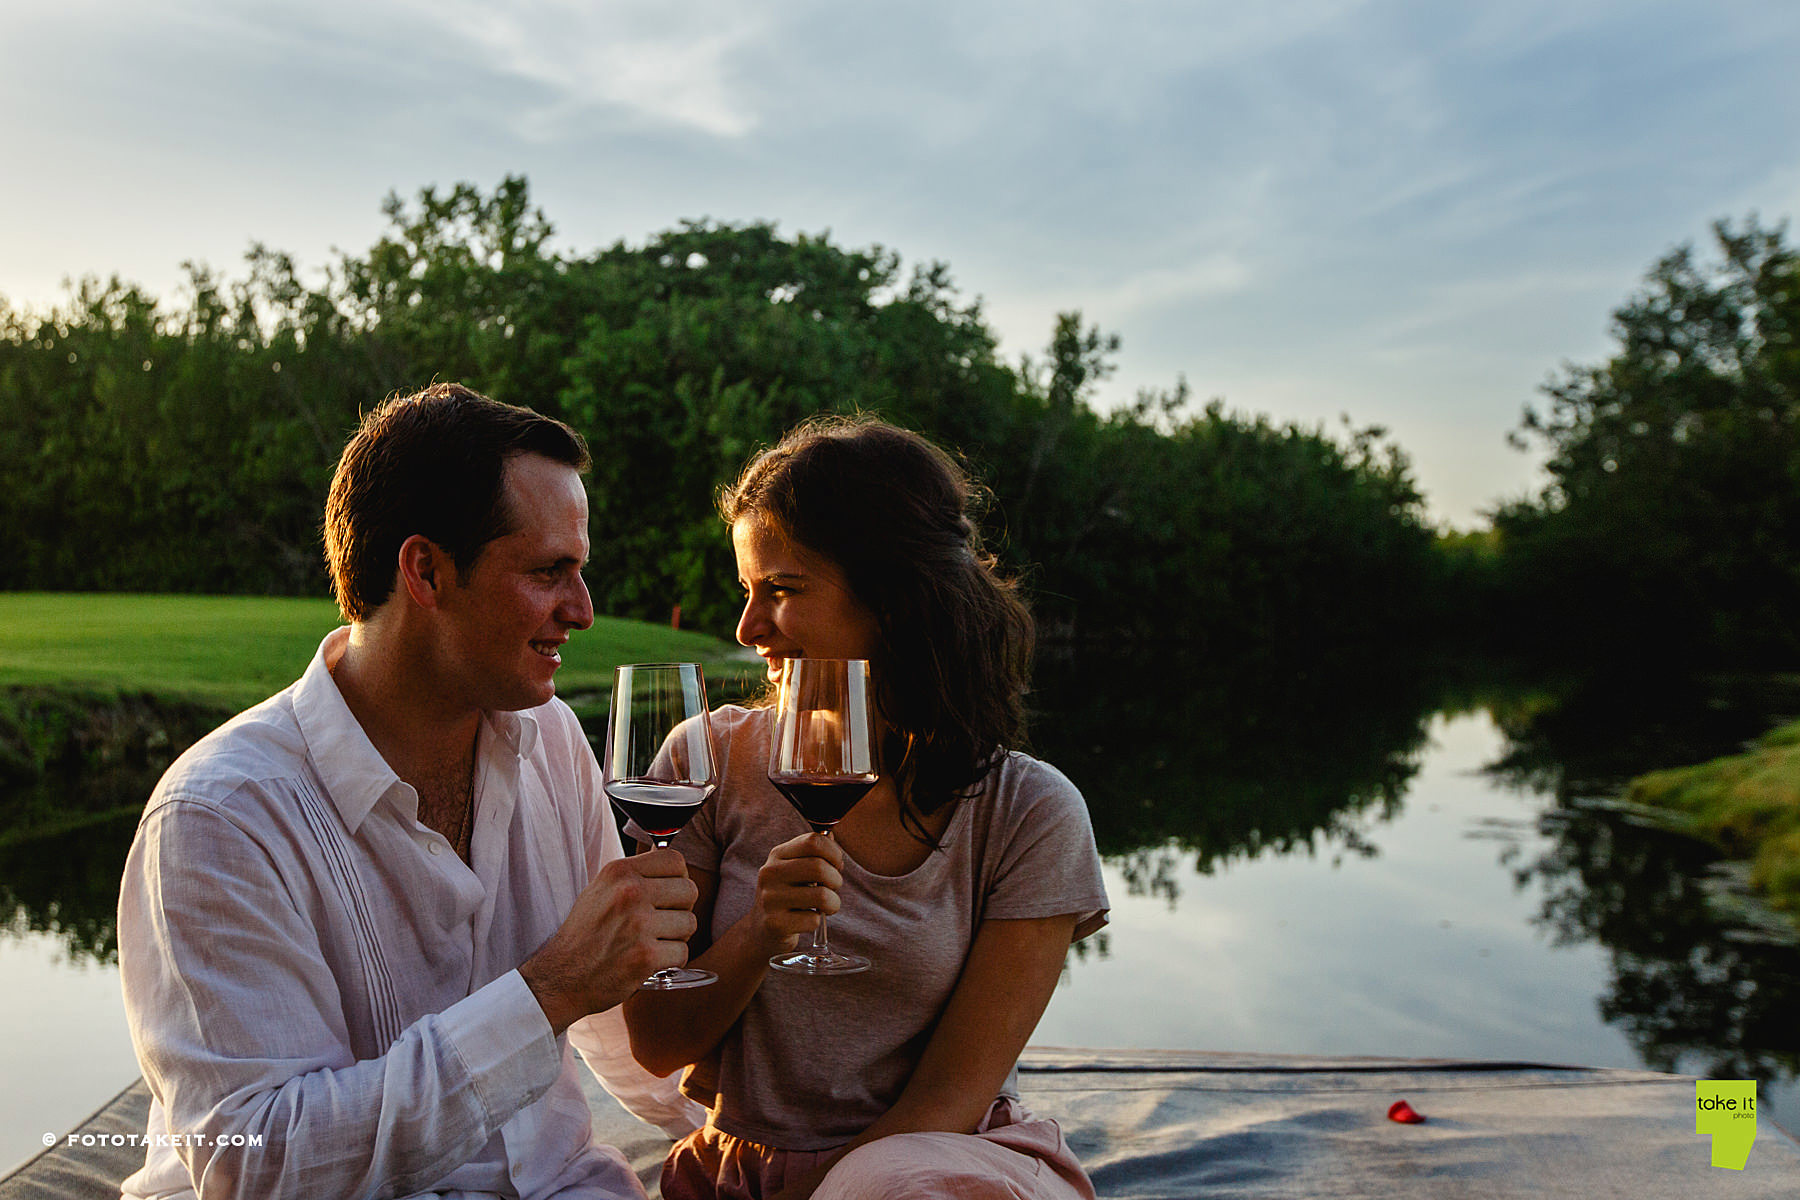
[4,656,1800,1173]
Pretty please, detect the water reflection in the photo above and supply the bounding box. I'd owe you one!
[1483,672,1800,1097]
[1527,801,1800,1081]
[1485,671,1800,796]
[0,800,136,964]
[4,664,1799,1098]
[0,687,207,966]
[1030,652,1800,1101]
[1030,646,1442,903]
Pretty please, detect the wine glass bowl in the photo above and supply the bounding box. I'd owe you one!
[602,662,719,990]
[766,657,876,975]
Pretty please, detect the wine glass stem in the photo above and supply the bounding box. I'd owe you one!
[646,837,673,981]
[814,830,836,956]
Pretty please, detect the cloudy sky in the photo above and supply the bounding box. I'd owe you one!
[4,0,1798,525]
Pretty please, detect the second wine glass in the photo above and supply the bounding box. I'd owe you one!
[603,662,719,990]
[766,657,877,976]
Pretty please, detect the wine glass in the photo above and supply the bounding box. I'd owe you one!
[766,657,877,975]
[602,662,719,990]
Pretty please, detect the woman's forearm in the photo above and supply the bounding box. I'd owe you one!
[627,835,846,1075]
[622,908,791,1075]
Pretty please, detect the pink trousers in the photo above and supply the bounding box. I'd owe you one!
[660,1097,1097,1200]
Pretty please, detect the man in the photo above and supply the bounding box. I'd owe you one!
[118,383,703,1199]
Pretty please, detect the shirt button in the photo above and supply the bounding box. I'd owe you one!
[428,841,442,855]
[511,1164,522,1177]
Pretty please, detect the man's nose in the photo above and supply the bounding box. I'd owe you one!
[563,573,594,630]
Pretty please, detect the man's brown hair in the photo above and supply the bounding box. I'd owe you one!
[323,383,589,621]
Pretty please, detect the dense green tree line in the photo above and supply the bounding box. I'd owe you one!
[0,176,1439,649]
[1493,218,1800,666]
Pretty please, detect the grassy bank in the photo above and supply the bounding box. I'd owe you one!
[0,592,752,711]
[1627,719,1800,929]
[0,594,753,837]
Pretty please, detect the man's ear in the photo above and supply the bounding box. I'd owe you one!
[397,534,450,609]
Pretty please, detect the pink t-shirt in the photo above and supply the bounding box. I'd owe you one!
[670,704,1109,1151]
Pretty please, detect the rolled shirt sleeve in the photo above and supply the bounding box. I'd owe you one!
[120,798,565,1199]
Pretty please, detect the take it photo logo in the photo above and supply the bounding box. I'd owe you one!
[1695,1080,1757,1170]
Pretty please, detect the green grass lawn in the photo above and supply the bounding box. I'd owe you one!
[0,593,754,711]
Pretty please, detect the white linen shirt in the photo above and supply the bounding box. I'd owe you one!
[117,627,702,1200]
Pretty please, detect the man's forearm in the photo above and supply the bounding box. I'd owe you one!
[134,972,562,1199]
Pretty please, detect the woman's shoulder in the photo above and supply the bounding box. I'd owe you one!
[977,749,1088,827]
[704,703,785,825]
[993,748,1082,798]
[711,702,763,729]
[708,702,768,748]
[968,750,1106,914]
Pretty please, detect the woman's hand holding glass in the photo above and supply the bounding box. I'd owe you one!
[751,832,847,954]
[765,657,877,975]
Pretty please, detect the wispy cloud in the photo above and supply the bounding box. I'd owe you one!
[387,0,768,138]
[4,0,1799,522]
[1093,254,1254,314]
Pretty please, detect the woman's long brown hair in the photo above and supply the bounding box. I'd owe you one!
[720,416,1034,841]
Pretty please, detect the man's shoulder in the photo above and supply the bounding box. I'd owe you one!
[149,686,310,818]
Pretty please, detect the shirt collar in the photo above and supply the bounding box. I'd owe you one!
[292,627,543,833]
[292,627,406,834]
[486,704,541,760]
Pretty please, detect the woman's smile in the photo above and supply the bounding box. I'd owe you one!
[731,516,881,668]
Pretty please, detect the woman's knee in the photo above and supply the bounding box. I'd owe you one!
[814,1133,1035,1200]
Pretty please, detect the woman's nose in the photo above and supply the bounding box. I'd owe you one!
[735,595,767,647]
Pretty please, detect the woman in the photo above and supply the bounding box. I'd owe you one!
[624,417,1108,1200]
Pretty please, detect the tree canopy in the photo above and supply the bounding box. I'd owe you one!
[1,176,1443,651]
[1495,218,1800,665]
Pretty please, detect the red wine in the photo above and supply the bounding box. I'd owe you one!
[605,780,712,838]
[769,773,877,832]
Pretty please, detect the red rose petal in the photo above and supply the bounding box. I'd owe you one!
[1388,1099,1426,1124]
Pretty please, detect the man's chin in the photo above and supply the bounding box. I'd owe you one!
[492,676,558,713]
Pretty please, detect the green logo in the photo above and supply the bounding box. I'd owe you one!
[1695,1080,1757,1170]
